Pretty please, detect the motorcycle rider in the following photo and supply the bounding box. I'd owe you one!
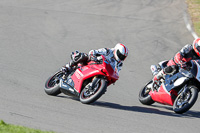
[153,38,200,84]
[61,43,128,75]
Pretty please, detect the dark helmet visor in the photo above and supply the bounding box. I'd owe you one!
[117,50,126,61]
[195,43,200,52]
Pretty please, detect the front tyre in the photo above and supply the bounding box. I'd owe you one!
[44,71,63,96]
[80,78,107,104]
[173,85,198,114]
[139,80,155,105]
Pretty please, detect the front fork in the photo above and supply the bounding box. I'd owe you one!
[179,85,189,98]
[181,84,189,97]
[83,76,100,96]
[86,76,100,90]
[176,85,190,106]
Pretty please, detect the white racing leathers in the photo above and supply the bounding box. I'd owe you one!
[89,48,123,75]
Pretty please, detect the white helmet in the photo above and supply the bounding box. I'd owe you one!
[113,43,128,62]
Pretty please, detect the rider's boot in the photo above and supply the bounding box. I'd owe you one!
[61,64,72,74]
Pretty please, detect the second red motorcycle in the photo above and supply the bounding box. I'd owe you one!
[139,60,200,114]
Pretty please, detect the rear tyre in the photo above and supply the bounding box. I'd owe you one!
[139,80,155,105]
[173,85,198,114]
[80,78,107,104]
[44,71,63,96]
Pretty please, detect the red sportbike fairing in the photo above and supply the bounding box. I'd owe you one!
[45,55,119,104]
[139,60,200,114]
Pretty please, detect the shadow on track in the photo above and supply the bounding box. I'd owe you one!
[92,101,200,118]
[56,95,79,101]
[55,95,200,118]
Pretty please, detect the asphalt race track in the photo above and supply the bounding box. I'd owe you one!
[0,0,199,133]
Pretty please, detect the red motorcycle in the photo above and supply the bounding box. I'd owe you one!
[45,55,119,104]
[139,60,199,114]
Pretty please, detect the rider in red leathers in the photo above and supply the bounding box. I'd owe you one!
[153,38,200,84]
[61,43,128,75]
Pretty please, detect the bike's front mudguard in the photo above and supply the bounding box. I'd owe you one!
[71,68,106,93]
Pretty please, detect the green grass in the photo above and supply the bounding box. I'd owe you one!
[186,0,200,36]
[0,120,54,133]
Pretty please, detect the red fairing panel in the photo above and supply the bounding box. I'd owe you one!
[71,65,105,93]
[71,55,119,93]
[149,84,175,106]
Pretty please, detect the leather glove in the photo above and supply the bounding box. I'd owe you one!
[88,55,97,61]
[179,60,187,68]
[96,56,102,61]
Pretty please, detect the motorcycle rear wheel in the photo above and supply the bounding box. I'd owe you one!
[44,71,63,96]
[139,80,155,105]
[173,85,198,114]
[80,78,107,104]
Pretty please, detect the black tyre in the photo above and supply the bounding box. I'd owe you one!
[173,85,198,114]
[80,78,107,104]
[44,71,63,96]
[139,80,155,105]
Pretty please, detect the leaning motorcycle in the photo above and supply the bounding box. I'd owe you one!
[139,60,200,114]
[44,55,119,104]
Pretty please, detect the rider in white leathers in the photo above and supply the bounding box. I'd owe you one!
[61,43,128,75]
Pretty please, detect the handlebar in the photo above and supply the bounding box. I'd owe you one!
[89,55,104,64]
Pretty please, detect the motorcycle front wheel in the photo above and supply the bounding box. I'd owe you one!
[139,80,155,105]
[44,71,64,96]
[80,78,107,104]
[173,85,198,114]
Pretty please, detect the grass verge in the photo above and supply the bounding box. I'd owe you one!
[186,0,200,36]
[0,120,54,133]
